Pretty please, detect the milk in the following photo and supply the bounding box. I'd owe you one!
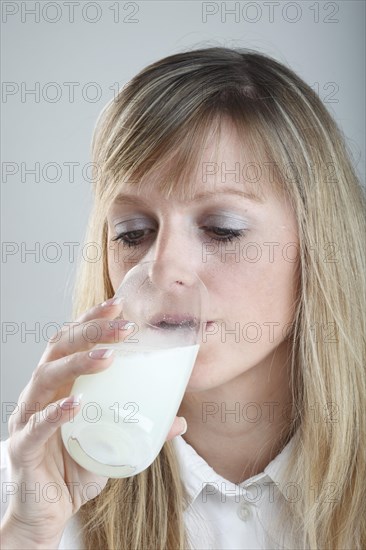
[61,341,199,478]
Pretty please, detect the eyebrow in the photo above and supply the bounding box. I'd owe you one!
[114,187,264,205]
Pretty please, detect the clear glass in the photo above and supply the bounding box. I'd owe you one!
[61,261,208,478]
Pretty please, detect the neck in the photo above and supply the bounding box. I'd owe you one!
[178,340,295,484]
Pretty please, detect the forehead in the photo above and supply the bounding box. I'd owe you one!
[116,119,270,204]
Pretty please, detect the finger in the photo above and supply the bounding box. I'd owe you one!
[9,396,81,466]
[39,297,125,364]
[43,298,124,356]
[166,417,188,441]
[41,315,137,363]
[11,320,136,432]
[10,330,132,431]
[75,297,124,324]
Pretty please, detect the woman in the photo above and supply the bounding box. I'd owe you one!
[1,47,365,549]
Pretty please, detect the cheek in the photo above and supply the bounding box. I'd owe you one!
[254,258,299,325]
[211,246,299,327]
[107,244,126,293]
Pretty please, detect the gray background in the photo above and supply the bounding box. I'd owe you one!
[1,0,365,438]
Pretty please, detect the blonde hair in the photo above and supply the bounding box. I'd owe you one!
[72,47,365,549]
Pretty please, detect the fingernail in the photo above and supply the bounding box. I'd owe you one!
[89,348,114,359]
[178,417,187,435]
[101,297,123,307]
[60,395,81,410]
[108,320,136,331]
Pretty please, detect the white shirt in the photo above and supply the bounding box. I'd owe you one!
[172,435,297,549]
[1,435,296,549]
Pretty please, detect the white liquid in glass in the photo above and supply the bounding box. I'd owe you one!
[61,342,199,478]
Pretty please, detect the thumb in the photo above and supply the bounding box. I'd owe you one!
[166,416,187,441]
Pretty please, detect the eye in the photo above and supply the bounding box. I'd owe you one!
[111,222,248,248]
[111,229,155,248]
[203,226,248,243]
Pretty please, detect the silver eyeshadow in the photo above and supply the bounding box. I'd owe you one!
[113,210,250,233]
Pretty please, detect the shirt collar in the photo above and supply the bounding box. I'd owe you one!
[172,433,297,504]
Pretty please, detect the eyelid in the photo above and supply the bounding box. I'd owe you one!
[111,211,250,231]
[202,214,249,229]
[114,217,157,231]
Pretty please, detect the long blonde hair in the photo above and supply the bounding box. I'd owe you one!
[72,47,365,549]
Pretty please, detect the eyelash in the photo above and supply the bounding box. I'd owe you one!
[111,227,247,248]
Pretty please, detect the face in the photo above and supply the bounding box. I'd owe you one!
[106,121,300,393]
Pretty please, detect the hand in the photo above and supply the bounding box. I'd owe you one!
[1,298,187,549]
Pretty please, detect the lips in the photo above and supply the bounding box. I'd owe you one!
[148,313,200,330]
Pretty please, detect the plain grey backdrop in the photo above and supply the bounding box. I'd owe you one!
[1,0,365,438]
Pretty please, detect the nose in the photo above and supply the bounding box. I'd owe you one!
[148,260,197,291]
[144,224,200,291]
[140,224,209,323]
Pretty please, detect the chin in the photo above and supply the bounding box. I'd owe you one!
[185,342,276,393]
[184,347,245,393]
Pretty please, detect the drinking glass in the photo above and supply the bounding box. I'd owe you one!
[61,260,208,478]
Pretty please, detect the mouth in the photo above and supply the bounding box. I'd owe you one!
[148,313,200,330]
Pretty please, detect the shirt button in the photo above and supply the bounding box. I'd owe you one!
[237,502,252,522]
